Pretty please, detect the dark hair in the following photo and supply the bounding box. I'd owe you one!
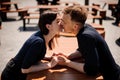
[38,10,58,50]
[63,5,88,24]
[38,10,57,35]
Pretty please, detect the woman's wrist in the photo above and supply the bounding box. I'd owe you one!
[46,62,52,68]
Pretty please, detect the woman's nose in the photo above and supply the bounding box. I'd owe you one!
[58,21,61,25]
[58,22,63,27]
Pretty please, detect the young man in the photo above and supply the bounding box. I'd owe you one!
[57,5,120,80]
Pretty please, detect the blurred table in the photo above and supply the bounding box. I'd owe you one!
[101,1,117,9]
[0,2,19,21]
[57,1,79,5]
[1,2,18,10]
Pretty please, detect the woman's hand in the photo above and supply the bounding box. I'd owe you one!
[48,56,58,68]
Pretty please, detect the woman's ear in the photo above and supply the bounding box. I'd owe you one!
[46,24,51,30]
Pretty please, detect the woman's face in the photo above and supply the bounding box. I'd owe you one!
[50,16,62,35]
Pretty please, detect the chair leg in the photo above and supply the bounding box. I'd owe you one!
[99,18,102,25]
[93,18,95,23]
[23,18,26,31]
[0,21,2,29]
[27,19,30,24]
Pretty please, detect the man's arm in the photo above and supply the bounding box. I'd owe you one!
[68,50,82,60]
[52,50,82,60]
[57,55,85,73]
[67,60,85,73]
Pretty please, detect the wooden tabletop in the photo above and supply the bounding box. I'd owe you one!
[23,5,67,9]
[100,0,117,5]
[0,8,6,11]
[27,60,103,80]
[57,1,80,5]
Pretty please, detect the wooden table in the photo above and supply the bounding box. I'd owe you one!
[24,5,96,12]
[101,1,117,9]
[57,1,80,5]
[1,2,29,21]
[23,5,67,10]
[27,65,103,80]
[1,2,18,10]
[0,2,19,20]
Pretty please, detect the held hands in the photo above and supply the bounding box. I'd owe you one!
[43,53,67,61]
[57,55,70,65]
[48,53,71,68]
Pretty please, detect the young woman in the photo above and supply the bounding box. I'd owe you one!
[1,10,61,80]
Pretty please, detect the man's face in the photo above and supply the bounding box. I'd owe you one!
[59,14,74,33]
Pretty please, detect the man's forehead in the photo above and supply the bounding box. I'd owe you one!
[61,14,70,21]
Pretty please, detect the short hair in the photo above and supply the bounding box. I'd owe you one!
[38,10,57,35]
[63,5,88,24]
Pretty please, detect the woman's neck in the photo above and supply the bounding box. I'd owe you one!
[43,33,55,47]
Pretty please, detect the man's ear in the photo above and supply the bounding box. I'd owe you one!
[73,24,79,30]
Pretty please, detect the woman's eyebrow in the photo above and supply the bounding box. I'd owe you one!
[61,19,65,23]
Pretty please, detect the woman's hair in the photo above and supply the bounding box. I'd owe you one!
[38,10,58,50]
[38,10,57,35]
[63,5,88,24]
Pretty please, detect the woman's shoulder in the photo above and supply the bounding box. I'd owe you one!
[27,31,45,44]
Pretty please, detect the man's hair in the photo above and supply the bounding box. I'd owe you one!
[63,5,88,24]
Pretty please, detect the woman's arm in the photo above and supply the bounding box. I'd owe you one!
[21,56,58,73]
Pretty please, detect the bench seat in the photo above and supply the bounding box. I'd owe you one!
[1,9,28,20]
[23,16,40,30]
[88,14,102,25]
